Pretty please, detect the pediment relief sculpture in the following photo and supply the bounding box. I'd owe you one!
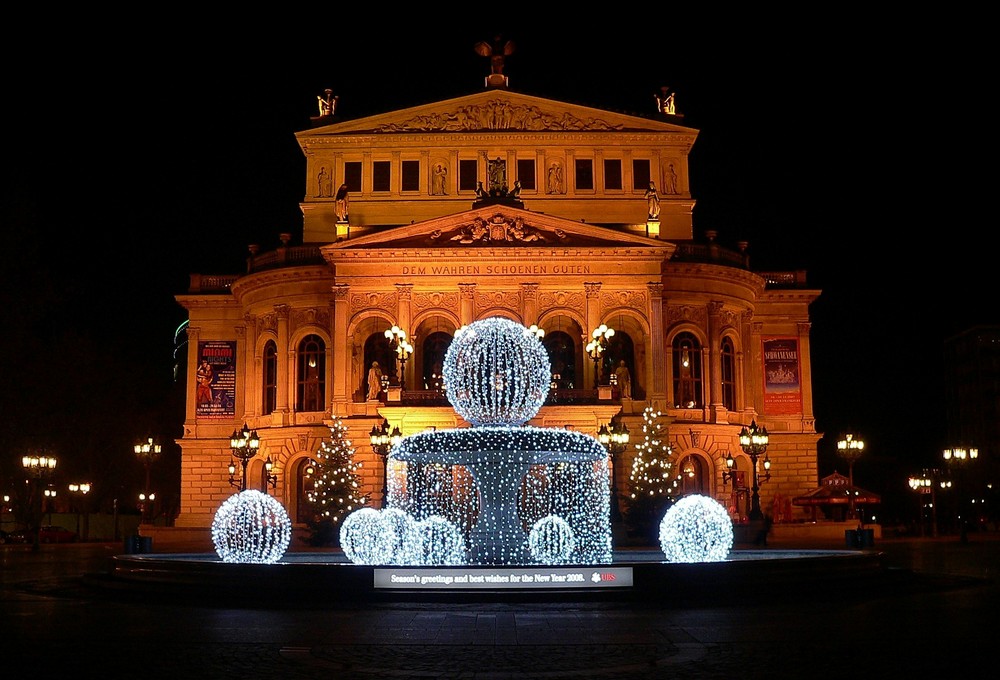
[375,99,623,133]
[429,214,565,245]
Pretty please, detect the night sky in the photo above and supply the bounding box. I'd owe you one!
[1,18,991,516]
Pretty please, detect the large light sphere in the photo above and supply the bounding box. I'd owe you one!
[443,317,550,426]
[528,514,576,564]
[211,490,291,564]
[658,494,734,563]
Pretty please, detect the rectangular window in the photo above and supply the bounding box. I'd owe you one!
[603,159,622,190]
[632,159,651,190]
[344,162,362,192]
[516,159,535,190]
[401,160,420,192]
[372,161,391,192]
[575,159,594,191]
[459,159,478,191]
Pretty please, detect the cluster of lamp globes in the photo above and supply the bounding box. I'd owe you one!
[210,318,735,565]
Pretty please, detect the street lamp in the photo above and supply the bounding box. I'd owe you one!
[228,422,261,491]
[134,436,162,523]
[68,482,91,539]
[908,470,950,538]
[22,452,57,552]
[597,418,630,522]
[43,487,57,524]
[738,419,771,521]
[586,323,615,387]
[943,445,978,541]
[370,418,402,506]
[384,325,414,390]
[264,455,278,494]
[836,432,866,520]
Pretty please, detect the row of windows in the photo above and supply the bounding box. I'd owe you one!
[258,331,738,415]
[332,157,659,194]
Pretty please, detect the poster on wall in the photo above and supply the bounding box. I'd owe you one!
[196,341,236,418]
[762,336,801,415]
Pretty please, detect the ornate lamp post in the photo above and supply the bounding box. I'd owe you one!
[134,436,161,523]
[68,482,91,539]
[908,470,949,538]
[836,432,865,520]
[586,323,614,388]
[370,418,402,507]
[943,445,978,541]
[738,419,771,520]
[597,418,630,522]
[43,487,57,524]
[22,452,57,552]
[384,325,414,390]
[228,422,261,491]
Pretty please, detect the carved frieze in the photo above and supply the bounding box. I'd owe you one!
[375,100,624,133]
[255,312,278,335]
[664,305,708,328]
[538,291,585,310]
[350,291,398,317]
[601,290,647,313]
[412,291,461,314]
[475,290,521,315]
[290,308,331,332]
[429,213,556,245]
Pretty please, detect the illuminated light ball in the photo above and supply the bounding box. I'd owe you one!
[658,494,734,563]
[528,514,576,564]
[379,507,416,563]
[405,515,467,565]
[340,507,398,565]
[211,490,291,564]
[443,317,550,426]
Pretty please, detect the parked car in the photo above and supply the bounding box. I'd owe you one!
[4,526,78,544]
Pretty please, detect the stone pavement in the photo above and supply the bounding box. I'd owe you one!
[1,534,997,679]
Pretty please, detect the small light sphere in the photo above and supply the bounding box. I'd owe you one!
[443,317,550,426]
[340,507,398,565]
[405,515,468,565]
[658,494,733,563]
[528,514,576,564]
[211,490,291,564]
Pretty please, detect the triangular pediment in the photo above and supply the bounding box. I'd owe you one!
[298,90,696,138]
[321,205,676,256]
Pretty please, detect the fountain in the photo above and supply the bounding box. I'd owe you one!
[380,317,612,565]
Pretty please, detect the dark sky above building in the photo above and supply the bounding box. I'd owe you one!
[1,16,992,511]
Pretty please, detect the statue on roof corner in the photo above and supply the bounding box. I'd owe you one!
[314,89,338,120]
[655,86,676,116]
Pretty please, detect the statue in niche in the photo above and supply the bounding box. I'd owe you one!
[487,157,506,195]
[546,163,563,194]
[317,166,332,197]
[432,163,448,195]
[664,163,679,194]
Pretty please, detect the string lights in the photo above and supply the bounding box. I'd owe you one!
[211,490,291,563]
[658,494,734,563]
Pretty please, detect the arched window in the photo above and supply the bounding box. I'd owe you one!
[672,332,702,409]
[262,340,277,415]
[720,336,736,411]
[543,330,577,389]
[296,334,325,412]
[677,454,708,495]
[422,331,452,390]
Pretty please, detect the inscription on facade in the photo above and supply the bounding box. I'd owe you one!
[400,264,591,276]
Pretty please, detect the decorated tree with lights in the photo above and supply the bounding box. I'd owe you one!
[624,405,679,541]
[303,416,370,546]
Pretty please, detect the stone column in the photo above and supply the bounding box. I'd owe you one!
[331,285,350,415]
[234,323,247,423]
[459,283,477,326]
[184,326,200,427]
[244,313,259,418]
[646,282,666,405]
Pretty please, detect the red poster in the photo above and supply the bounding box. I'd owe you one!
[196,341,237,418]
[762,337,802,415]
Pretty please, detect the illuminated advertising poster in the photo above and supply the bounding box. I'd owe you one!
[196,341,236,418]
[762,337,801,415]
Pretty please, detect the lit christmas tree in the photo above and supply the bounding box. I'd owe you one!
[303,416,370,546]
[624,405,679,540]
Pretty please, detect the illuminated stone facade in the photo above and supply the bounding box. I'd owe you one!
[170,84,821,538]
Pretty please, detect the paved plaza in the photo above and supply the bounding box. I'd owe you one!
[2,535,997,678]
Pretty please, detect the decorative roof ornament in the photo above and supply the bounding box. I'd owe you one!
[475,35,515,89]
